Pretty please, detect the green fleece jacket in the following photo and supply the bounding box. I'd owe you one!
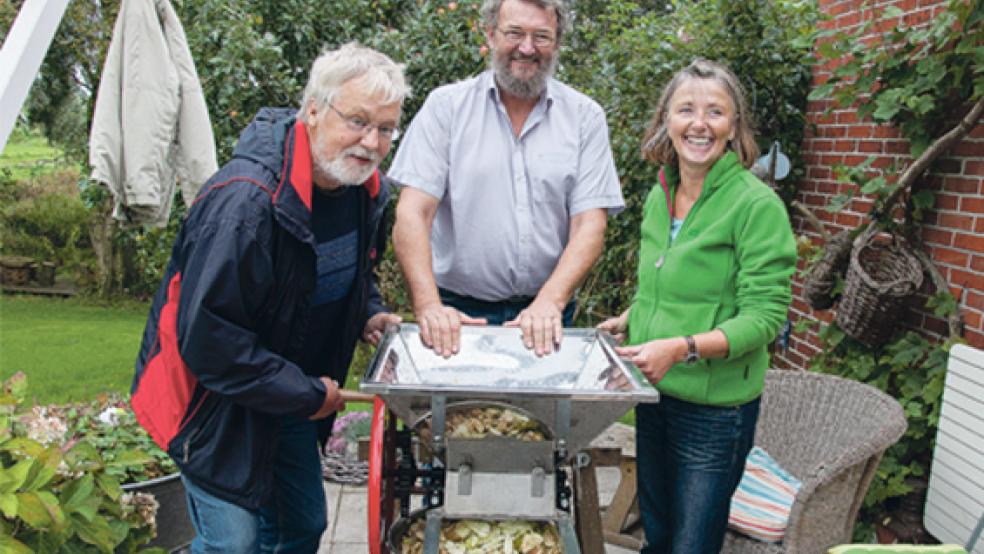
[627,152,796,406]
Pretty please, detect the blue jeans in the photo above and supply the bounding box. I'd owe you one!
[636,395,760,554]
[182,417,327,553]
[438,288,575,326]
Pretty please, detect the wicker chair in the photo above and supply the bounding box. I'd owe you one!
[722,369,908,554]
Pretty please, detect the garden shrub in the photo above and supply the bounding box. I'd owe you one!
[7,0,818,314]
[562,0,819,323]
[0,173,93,275]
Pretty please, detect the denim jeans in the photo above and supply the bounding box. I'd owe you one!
[438,288,575,326]
[182,417,327,553]
[636,395,760,554]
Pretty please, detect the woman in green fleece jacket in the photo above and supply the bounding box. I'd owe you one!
[598,59,797,553]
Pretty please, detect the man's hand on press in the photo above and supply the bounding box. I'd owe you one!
[363,312,402,346]
[415,302,487,358]
[506,298,564,357]
[309,377,345,420]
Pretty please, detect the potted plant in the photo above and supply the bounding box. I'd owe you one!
[0,372,192,553]
[59,392,194,552]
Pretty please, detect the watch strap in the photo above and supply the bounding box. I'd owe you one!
[684,335,699,364]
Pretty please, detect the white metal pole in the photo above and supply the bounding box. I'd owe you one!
[0,0,71,153]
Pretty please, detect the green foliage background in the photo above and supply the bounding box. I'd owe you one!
[1,0,818,310]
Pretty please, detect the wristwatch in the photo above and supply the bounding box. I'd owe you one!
[683,335,700,365]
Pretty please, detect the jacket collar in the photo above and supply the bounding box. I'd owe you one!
[276,120,380,212]
[660,152,742,218]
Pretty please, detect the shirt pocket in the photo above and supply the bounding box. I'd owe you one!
[530,153,575,206]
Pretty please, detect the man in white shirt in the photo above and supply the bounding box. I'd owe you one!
[390,0,624,357]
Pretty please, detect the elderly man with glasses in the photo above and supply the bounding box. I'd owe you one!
[130,42,409,553]
[391,0,624,358]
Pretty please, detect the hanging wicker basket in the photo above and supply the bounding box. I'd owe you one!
[803,230,853,310]
[836,228,923,347]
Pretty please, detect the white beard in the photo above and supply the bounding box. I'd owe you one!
[314,145,379,187]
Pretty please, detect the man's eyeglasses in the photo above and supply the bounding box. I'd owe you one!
[328,103,400,141]
[496,27,556,48]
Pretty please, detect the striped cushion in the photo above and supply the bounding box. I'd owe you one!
[728,446,802,543]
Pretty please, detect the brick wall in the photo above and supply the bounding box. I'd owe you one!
[773,0,984,371]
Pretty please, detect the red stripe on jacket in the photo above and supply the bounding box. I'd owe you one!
[131,272,198,450]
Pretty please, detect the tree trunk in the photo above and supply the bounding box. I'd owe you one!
[89,196,119,297]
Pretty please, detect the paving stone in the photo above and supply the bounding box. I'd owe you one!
[331,487,370,543]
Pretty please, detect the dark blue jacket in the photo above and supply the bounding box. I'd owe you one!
[131,108,389,509]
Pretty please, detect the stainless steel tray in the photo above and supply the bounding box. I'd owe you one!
[360,324,658,456]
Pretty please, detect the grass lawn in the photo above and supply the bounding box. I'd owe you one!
[0,294,150,404]
[0,294,376,410]
[1,127,65,182]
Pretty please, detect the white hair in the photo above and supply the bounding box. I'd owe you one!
[299,42,410,120]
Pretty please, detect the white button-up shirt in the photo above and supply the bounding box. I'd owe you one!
[389,71,624,302]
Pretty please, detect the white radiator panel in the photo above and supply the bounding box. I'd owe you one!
[924,344,984,553]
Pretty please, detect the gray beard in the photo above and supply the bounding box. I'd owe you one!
[314,148,377,188]
[492,52,557,99]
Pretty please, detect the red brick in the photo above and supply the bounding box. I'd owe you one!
[858,141,882,153]
[791,298,811,313]
[836,111,861,124]
[964,310,982,330]
[819,126,848,138]
[847,126,874,138]
[850,198,874,212]
[802,194,828,207]
[834,139,855,151]
[874,17,899,32]
[835,212,863,226]
[814,140,835,152]
[783,350,806,368]
[972,255,984,273]
[960,197,984,213]
[954,233,984,252]
[952,141,984,157]
[808,166,832,180]
[843,155,870,166]
[964,160,984,175]
[965,328,984,349]
[903,9,932,26]
[942,177,980,194]
[951,268,983,290]
[931,246,970,267]
[884,141,910,154]
[872,126,902,139]
[807,100,832,112]
[967,291,984,312]
[938,213,976,231]
[821,154,846,166]
[817,181,840,194]
[872,157,894,169]
[976,219,984,233]
[935,194,958,210]
[968,123,984,139]
[827,1,853,15]
[922,228,954,246]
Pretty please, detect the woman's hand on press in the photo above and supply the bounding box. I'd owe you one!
[615,338,686,385]
[596,309,630,344]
